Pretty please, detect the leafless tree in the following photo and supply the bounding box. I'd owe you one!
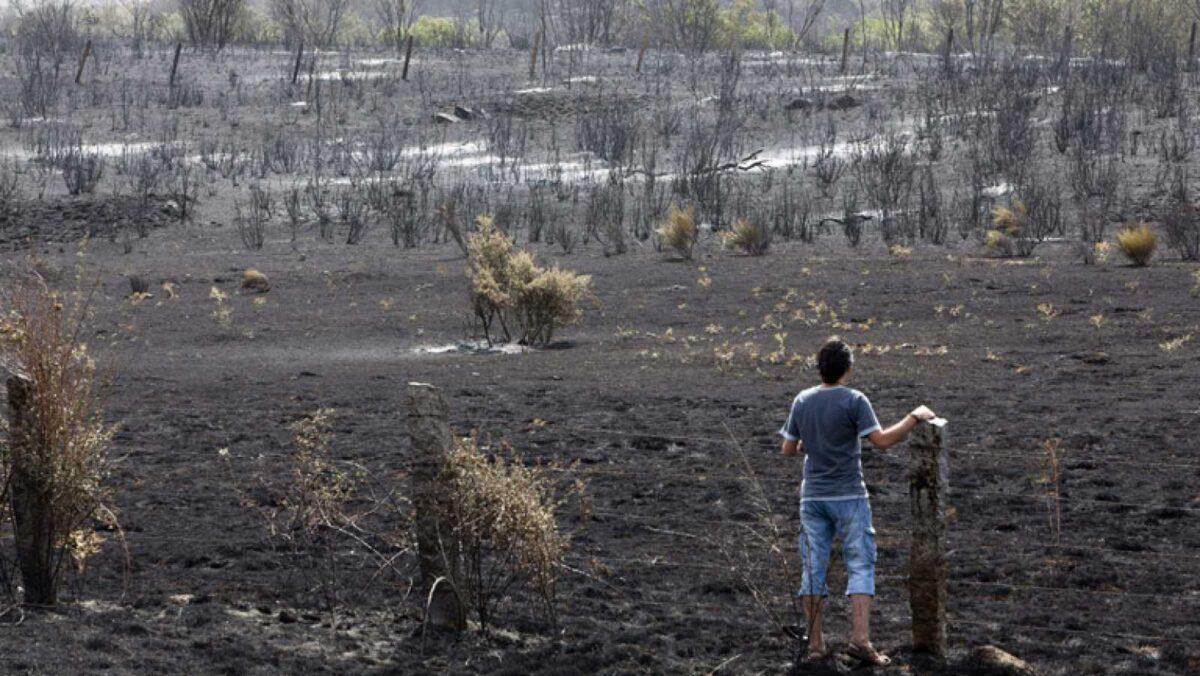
[556,0,622,46]
[374,0,420,51]
[12,0,79,118]
[179,0,244,51]
[880,0,913,51]
[642,0,722,53]
[476,0,505,47]
[783,0,826,47]
[272,0,353,47]
[928,0,1005,56]
[118,0,162,57]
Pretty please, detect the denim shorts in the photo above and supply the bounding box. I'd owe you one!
[798,497,877,597]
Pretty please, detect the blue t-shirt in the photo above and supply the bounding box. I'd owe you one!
[779,386,881,501]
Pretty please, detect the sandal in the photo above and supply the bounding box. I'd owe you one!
[846,642,892,666]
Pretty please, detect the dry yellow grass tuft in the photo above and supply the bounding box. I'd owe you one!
[1115,222,1156,267]
[242,269,271,293]
[721,218,770,256]
[658,204,699,260]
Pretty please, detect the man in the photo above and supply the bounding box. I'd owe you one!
[779,337,937,666]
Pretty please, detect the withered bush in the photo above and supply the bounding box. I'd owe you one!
[711,435,803,648]
[436,434,566,631]
[658,204,699,260]
[231,409,412,622]
[0,273,118,605]
[468,216,591,346]
[989,186,1063,257]
[986,202,1025,257]
[1162,203,1200,261]
[721,218,771,256]
[1115,222,1157,267]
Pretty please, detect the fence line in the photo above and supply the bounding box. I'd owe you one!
[100,406,1200,473]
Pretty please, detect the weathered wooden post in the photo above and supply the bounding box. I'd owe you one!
[74,40,92,85]
[168,43,182,87]
[406,382,465,630]
[942,27,954,77]
[291,42,305,85]
[530,30,542,80]
[7,373,55,606]
[908,418,948,657]
[840,27,851,75]
[1189,22,1197,72]
[402,35,414,81]
[635,38,647,75]
[1056,23,1073,81]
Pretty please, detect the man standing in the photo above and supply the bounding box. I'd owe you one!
[779,337,936,666]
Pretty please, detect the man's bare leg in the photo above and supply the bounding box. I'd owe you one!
[850,593,872,647]
[802,595,825,655]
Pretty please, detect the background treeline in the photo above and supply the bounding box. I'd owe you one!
[4,0,1200,61]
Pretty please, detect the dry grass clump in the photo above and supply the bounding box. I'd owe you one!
[987,201,1026,257]
[437,434,566,631]
[1115,222,1156,267]
[658,204,699,260]
[721,218,771,256]
[0,274,118,605]
[241,269,270,293]
[468,215,591,346]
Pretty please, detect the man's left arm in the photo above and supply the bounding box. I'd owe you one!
[782,438,802,457]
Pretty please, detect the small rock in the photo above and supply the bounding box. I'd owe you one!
[786,97,816,112]
[278,610,297,624]
[967,645,1038,676]
[453,105,475,120]
[826,94,862,111]
[432,112,459,124]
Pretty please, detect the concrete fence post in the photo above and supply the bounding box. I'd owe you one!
[7,373,56,606]
[405,382,464,630]
[908,418,948,656]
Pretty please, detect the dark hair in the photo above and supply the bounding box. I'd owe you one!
[817,337,853,384]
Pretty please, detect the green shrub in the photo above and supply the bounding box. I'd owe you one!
[410,15,470,48]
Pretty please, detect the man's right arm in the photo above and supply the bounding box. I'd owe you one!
[867,405,937,450]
